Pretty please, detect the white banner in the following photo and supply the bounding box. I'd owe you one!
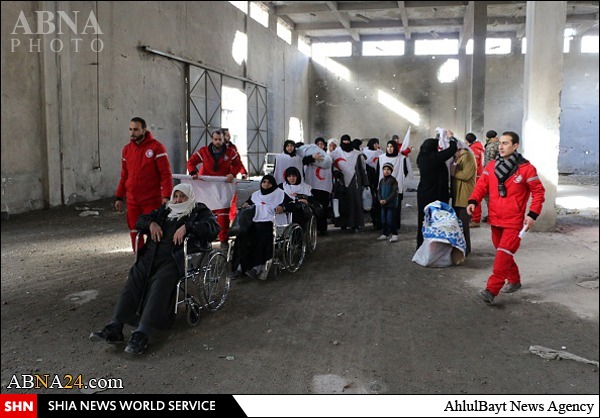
[173,174,235,211]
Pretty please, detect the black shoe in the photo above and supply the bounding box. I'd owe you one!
[124,331,149,355]
[245,268,259,280]
[89,323,124,344]
[478,289,495,306]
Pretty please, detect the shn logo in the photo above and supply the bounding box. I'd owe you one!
[0,394,37,417]
[4,401,34,412]
[11,10,104,53]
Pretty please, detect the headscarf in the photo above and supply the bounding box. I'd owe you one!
[284,167,302,185]
[416,138,439,166]
[167,183,196,220]
[351,139,362,151]
[367,138,379,151]
[283,166,312,197]
[314,137,326,149]
[283,140,297,157]
[340,134,353,152]
[327,138,339,153]
[260,175,278,195]
[385,140,399,157]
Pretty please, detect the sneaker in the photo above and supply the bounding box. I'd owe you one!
[501,282,522,293]
[470,222,480,228]
[389,235,399,243]
[89,323,124,344]
[377,234,388,241]
[124,331,149,355]
[478,289,495,306]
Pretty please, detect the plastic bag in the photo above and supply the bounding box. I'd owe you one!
[362,187,372,211]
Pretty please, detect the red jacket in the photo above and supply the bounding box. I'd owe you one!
[468,157,545,230]
[187,144,244,177]
[115,131,173,205]
[469,141,485,177]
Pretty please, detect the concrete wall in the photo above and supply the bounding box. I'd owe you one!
[1,1,310,215]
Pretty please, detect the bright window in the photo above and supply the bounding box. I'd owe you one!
[415,39,459,55]
[298,37,311,57]
[581,36,599,53]
[466,38,511,55]
[312,42,352,58]
[249,2,269,27]
[277,20,292,44]
[229,1,248,14]
[362,40,405,56]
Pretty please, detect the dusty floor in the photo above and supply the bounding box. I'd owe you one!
[1,176,598,395]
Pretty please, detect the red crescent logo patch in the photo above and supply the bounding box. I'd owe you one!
[316,168,325,180]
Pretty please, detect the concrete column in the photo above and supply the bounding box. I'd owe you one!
[404,38,414,56]
[470,1,487,136]
[39,0,63,208]
[522,1,566,231]
[456,46,469,138]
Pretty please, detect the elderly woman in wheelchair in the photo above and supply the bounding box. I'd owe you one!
[90,183,221,355]
[230,174,308,280]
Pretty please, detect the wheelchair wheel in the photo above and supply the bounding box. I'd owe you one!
[264,258,281,280]
[186,301,201,326]
[202,249,229,311]
[282,224,306,273]
[305,214,318,253]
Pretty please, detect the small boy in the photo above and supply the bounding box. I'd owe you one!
[377,162,399,242]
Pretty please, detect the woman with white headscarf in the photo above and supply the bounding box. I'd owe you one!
[90,183,220,355]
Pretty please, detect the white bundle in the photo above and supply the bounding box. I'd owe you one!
[296,144,332,169]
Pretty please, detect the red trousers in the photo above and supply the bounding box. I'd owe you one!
[214,207,231,243]
[486,226,522,295]
[126,198,163,252]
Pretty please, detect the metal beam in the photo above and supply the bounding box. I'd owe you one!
[325,1,360,41]
[397,1,411,40]
[459,1,475,49]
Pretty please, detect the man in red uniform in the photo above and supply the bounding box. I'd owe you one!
[467,131,545,306]
[187,129,244,248]
[115,117,173,251]
[222,128,248,222]
[465,132,485,227]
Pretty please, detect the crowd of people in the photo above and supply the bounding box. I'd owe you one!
[93,117,545,354]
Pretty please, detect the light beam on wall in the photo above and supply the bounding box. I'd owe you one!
[438,59,459,83]
[232,30,247,65]
[312,55,351,81]
[377,90,421,126]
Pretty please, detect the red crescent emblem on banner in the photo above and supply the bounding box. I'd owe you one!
[372,156,379,165]
[316,167,325,180]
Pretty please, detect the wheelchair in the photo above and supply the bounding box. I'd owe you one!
[227,211,307,280]
[135,234,229,326]
[292,199,318,254]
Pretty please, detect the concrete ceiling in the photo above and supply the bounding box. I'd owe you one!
[257,1,600,43]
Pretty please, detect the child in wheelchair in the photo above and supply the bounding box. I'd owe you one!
[90,183,219,355]
[230,174,295,280]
